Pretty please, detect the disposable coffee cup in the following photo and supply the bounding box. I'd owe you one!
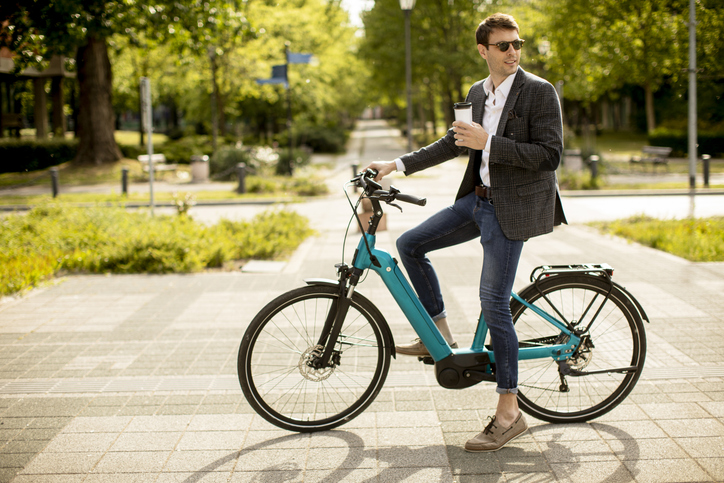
[453,102,473,125]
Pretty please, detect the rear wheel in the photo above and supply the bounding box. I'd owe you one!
[511,275,646,423]
[238,285,391,432]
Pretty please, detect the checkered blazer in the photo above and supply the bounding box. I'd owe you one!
[399,67,567,241]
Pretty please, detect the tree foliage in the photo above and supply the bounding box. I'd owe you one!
[0,0,154,164]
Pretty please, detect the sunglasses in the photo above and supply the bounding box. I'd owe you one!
[487,39,525,52]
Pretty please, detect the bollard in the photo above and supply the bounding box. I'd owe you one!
[589,155,599,179]
[236,162,246,194]
[121,167,129,196]
[50,167,59,198]
[702,154,711,188]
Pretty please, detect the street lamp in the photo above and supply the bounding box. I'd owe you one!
[400,0,415,152]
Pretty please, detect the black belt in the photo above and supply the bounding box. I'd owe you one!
[475,185,492,200]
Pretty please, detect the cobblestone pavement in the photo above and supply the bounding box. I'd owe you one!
[1,120,723,482]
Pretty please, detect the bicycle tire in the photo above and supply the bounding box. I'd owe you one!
[238,285,392,432]
[510,274,646,423]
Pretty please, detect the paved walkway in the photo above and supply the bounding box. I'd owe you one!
[1,120,724,482]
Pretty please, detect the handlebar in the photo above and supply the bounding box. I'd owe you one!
[353,169,427,207]
[395,192,427,206]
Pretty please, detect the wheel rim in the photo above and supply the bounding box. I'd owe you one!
[513,279,644,420]
[243,291,386,428]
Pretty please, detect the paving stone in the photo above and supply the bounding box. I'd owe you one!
[20,451,104,475]
[656,418,724,438]
[93,450,170,473]
[623,458,714,483]
[550,460,634,483]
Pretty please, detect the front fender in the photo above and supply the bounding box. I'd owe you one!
[304,278,396,358]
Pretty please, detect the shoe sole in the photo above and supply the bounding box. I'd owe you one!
[463,426,528,453]
[395,343,458,357]
[395,348,429,357]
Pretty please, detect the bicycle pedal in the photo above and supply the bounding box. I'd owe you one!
[418,356,434,365]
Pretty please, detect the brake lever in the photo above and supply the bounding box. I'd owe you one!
[387,202,403,213]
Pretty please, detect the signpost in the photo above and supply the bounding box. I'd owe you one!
[140,77,155,215]
[256,45,315,175]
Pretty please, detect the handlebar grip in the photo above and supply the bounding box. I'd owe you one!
[395,193,427,206]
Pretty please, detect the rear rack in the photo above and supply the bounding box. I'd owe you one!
[530,264,614,283]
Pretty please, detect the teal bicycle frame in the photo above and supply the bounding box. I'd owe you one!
[352,233,581,366]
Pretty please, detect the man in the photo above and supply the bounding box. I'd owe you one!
[364,12,566,452]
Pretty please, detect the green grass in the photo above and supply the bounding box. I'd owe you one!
[593,216,724,262]
[114,130,168,146]
[0,203,315,297]
[16,129,169,145]
[568,130,650,158]
[0,190,294,206]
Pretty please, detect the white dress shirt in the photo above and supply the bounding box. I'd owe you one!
[479,72,516,186]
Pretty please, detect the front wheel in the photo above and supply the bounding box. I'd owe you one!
[511,274,647,423]
[238,285,392,432]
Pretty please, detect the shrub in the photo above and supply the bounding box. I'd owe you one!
[557,169,600,190]
[118,143,146,160]
[276,125,348,154]
[166,126,185,140]
[210,145,252,179]
[276,147,312,175]
[594,216,724,262]
[246,176,279,193]
[160,135,217,164]
[296,125,348,153]
[0,139,79,173]
[0,203,314,297]
[648,128,724,158]
[290,177,329,196]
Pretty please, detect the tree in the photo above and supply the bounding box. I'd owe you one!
[0,1,158,164]
[539,0,689,133]
[163,0,256,150]
[359,0,517,133]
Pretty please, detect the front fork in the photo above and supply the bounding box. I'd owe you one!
[311,263,361,369]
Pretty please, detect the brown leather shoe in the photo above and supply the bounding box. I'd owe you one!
[395,338,458,356]
[464,413,528,452]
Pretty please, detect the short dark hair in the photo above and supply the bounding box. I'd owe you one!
[475,13,519,47]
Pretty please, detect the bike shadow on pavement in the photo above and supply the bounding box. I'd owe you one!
[179,423,639,482]
[180,430,453,482]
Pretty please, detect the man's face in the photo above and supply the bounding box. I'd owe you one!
[478,28,521,83]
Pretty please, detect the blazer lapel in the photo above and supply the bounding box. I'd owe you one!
[470,85,486,125]
[495,67,527,137]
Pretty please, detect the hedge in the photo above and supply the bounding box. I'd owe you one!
[648,128,724,158]
[0,139,79,174]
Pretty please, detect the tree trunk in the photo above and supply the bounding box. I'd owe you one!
[75,35,122,165]
[644,81,656,134]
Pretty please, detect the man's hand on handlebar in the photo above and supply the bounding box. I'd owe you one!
[362,161,396,182]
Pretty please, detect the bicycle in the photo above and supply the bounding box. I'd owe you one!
[237,169,648,432]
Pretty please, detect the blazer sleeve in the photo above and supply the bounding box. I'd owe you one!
[397,83,486,176]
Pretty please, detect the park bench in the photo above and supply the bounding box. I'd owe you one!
[1,113,23,137]
[629,146,672,172]
[137,153,178,172]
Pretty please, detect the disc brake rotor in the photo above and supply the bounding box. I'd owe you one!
[566,337,594,371]
[298,345,336,382]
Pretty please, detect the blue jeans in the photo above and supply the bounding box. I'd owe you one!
[396,192,524,394]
